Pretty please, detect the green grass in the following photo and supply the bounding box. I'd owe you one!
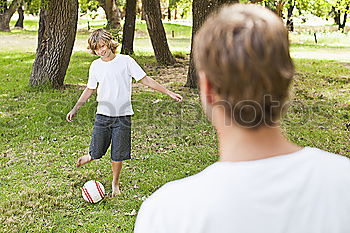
[0,49,349,232]
[1,19,350,232]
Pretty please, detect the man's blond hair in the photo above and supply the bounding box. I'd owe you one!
[87,29,119,55]
[194,4,295,128]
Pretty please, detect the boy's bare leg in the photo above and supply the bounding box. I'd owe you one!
[76,154,93,167]
[112,161,122,197]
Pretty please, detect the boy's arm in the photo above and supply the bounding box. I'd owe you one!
[139,76,183,102]
[66,87,95,122]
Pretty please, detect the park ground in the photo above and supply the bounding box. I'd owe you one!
[0,18,349,232]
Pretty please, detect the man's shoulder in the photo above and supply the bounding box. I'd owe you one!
[306,147,350,165]
[306,147,350,174]
[144,164,217,205]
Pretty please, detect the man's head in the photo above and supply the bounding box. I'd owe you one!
[194,4,294,129]
[88,29,119,57]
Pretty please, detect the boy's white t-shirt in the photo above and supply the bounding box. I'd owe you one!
[87,54,146,117]
[134,147,350,233]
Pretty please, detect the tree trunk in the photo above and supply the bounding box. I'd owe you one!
[332,7,340,26]
[98,0,122,29]
[185,0,218,88]
[275,0,285,18]
[121,0,136,55]
[0,0,22,32]
[186,0,239,88]
[30,0,78,88]
[168,7,171,21]
[14,5,24,28]
[286,0,294,31]
[142,0,175,65]
[339,5,349,31]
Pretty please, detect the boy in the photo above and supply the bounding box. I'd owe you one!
[134,4,350,233]
[66,29,182,197]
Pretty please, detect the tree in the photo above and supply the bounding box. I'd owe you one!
[186,0,239,88]
[142,0,175,65]
[286,0,296,31]
[14,4,24,28]
[30,0,78,88]
[121,0,136,54]
[0,0,23,32]
[97,0,122,29]
[79,0,123,29]
[330,1,350,31]
[168,0,191,20]
[26,0,40,15]
[294,0,350,31]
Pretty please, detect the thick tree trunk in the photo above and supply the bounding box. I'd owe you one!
[121,0,136,55]
[98,0,122,29]
[14,5,24,28]
[30,0,78,88]
[186,0,239,88]
[142,0,175,65]
[186,0,218,88]
[0,0,22,32]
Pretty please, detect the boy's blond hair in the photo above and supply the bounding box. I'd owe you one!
[194,4,295,128]
[88,29,119,55]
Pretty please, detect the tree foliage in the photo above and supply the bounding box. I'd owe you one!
[25,0,40,15]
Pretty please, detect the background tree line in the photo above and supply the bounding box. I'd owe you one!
[1,0,350,89]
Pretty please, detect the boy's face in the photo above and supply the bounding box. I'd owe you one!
[95,41,113,59]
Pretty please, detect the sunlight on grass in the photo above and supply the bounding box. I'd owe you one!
[1,18,350,232]
[1,49,349,232]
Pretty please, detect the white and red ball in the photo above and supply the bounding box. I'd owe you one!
[82,180,105,203]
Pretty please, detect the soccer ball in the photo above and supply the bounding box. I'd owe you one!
[82,180,105,203]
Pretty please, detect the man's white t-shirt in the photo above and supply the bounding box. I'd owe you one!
[134,147,350,233]
[87,54,146,117]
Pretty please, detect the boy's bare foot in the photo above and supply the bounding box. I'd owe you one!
[112,183,121,197]
[76,155,92,167]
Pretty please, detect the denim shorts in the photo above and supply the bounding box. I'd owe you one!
[89,114,131,162]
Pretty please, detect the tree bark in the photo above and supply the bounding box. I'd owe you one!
[14,5,24,28]
[286,0,295,31]
[121,0,136,54]
[168,7,171,21]
[332,7,340,26]
[0,0,23,32]
[30,0,78,88]
[142,0,175,65]
[339,5,349,31]
[275,0,285,18]
[186,0,239,88]
[185,0,218,88]
[98,0,122,29]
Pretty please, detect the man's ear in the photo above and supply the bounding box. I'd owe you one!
[198,71,215,105]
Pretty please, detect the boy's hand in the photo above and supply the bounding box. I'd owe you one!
[66,108,77,122]
[168,92,183,102]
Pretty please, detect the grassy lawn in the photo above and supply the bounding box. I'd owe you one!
[0,20,349,232]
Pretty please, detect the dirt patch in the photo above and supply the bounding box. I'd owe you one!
[134,58,189,90]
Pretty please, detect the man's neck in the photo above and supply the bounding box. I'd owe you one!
[216,124,302,162]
